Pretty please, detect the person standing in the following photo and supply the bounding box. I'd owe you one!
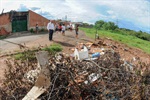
[47,20,55,41]
[58,24,62,33]
[35,24,39,34]
[61,24,66,36]
[75,24,79,38]
[55,23,59,33]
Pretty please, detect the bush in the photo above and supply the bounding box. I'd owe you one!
[40,28,45,32]
[30,28,34,33]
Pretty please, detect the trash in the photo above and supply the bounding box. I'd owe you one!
[1,50,150,100]
[88,73,100,83]
[23,51,51,100]
[24,68,41,83]
[74,46,88,60]
[90,48,102,53]
[91,52,100,58]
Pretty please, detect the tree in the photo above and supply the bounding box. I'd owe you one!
[102,21,118,30]
[95,20,118,30]
[95,20,105,29]
[81,23,93,28]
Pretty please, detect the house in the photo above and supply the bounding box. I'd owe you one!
[0,10,49,35]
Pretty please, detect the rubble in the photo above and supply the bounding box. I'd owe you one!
[0,49,149,100]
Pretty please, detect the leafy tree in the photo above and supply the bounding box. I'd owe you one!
[81,23,93,28]
[102,21,118,30]
[95,20,118,30]
[95,20,105,29]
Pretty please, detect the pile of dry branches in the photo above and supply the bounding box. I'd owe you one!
[0,50,149,100]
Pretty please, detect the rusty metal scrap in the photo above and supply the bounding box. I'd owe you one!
[0,50,150,100]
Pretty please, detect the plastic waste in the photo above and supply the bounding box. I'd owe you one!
[92,52,100,58]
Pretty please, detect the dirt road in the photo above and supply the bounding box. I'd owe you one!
[0,30,150,86]
[0,31,92,54]
[0,30,93,85]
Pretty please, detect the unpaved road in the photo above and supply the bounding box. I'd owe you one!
[0,30,150,86]
[0,30,93,85]
[0,31,92,54]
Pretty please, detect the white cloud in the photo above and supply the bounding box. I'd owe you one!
[94,0,150,29]
[107,10,114,15]
[0,0,150,32]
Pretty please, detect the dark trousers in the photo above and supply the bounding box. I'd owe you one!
[49,29,54,40]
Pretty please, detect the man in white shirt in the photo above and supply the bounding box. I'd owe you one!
[47,20,55,41]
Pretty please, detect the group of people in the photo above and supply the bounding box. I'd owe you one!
[55,23,66,35]
[47,20,79,41]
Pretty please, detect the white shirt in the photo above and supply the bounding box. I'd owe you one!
[47,22,55,30]
[62,25,66,31]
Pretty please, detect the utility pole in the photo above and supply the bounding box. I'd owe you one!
[1,9,4,14]
[65,15,67,21]
[95,28,97,41]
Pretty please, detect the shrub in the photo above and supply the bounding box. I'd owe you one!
[30,28,34,33]
[40,28,45,32]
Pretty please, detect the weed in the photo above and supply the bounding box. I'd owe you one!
[42,44,62,54]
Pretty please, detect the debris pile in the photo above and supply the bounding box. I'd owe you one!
[0,50,150,100]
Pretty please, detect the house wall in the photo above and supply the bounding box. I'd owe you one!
[28,10,49,31]
[0,13,11,34]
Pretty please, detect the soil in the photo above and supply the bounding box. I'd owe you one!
[0,30,150,86]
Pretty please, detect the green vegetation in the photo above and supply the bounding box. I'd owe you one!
[14,44,62,60]
[0,35,7,39]
[30,28,34,33]
[40,28,45,32]
[42,44,62,54]
[95,20,118,30]
[81,20,150,42]
[13,50,36,61]
[80,27,150,54]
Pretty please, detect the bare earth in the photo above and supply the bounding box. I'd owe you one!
[0,30,150,86]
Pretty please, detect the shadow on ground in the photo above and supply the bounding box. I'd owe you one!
[65,35,75,39]
[54,40,75,47]
[80,38,94,42]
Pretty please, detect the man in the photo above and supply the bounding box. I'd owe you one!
[75,24,79,38]
[47,20,55,41]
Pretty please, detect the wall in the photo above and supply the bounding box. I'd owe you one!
[28,10,49,31]
[0,13,11,34]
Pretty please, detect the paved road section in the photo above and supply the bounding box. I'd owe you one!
[0,34,48,54]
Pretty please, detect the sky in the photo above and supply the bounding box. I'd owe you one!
[0,0,150,33]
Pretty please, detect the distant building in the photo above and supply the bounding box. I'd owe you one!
[71,22,83,29]
[0,10,49,35]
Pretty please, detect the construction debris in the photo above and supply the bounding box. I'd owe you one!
[23,51,51,100]
[0,49,149,100]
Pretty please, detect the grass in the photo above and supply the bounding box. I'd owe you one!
[42,44,62,54]
[14,44,62,60]
[80,27,150,54]
[13,50,36,60]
